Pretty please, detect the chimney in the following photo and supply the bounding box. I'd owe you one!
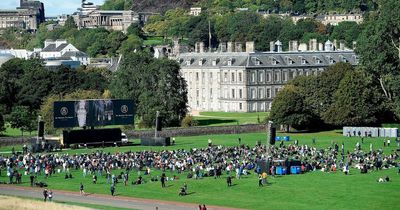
[246,41,254,52]
[173,38,181,55]
[235,42,243,52]
[44,39,54,48]
[352,41,357,50]
[275,40,282,52]
[333,39,338,51]
[195,42,199,53]
[199,42,205,53]
[270,41,275,52]
[339,41,345,51]
[289,40,298,52]
[220,42,227,52]
[309,39,317,51]
[227,42,233,52]
[298,43,308,52]
[318,43,324,51]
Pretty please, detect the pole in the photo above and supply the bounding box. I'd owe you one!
[208,20,212,52]
[155,111,159,138]
[36,115,41,145]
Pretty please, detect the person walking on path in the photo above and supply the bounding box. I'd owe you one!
[43,188,48,202]
[80,183,85,195]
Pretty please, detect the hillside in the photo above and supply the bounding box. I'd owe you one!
[130,0,201,14]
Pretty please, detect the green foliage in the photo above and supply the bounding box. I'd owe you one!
[64,16,77,30]
[102,0,132,10]
[323,70,383,126]
[110,51,187,127]
[181,115,199,127]
[0,114,5,134]
[356,0,400,118]
[269,85,317,130]
[8,106,36,136]
[330,21,361,47]
[118,35,143,55]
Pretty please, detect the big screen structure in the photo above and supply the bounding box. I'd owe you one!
[54,99,134,128]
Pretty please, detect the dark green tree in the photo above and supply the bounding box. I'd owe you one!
[269,85,317,131]
[0,58,25,113]
[323,70,383,126]
[8,106,35,136]
[0,114,5,134]
[110,51,187,127]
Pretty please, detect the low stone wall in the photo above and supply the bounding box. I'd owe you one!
[126,124,267,138]
[0,137,31,146]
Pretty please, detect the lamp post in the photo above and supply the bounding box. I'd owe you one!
[155,111,159,138]
[36,115,42,145]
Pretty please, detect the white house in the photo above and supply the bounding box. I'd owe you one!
[39,39,89,68]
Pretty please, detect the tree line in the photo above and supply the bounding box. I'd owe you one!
[144,8,361,51]
[269,0,400,130]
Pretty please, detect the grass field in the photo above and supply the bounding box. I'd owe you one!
[194,112,269,126]
[1,130,399,209]
[0,123,37,137]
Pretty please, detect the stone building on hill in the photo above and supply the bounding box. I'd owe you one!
[73,0,139,33]
[0,0,45,31]
[176,40,358,112]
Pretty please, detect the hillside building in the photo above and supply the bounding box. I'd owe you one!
[0,0,45,31]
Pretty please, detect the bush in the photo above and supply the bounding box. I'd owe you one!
[181,115,198,128]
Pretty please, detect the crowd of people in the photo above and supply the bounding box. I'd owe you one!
[0,139,399,196]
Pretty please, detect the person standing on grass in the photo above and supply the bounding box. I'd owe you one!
[43,188,48,202]
[161,173,166,188]
[80,183,85,195]
[387,139,390,147]
[48,190,53,201]
[110,184,115,196]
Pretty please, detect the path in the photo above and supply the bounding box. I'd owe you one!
[0,185,241,210]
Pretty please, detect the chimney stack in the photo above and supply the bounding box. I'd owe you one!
[199,42,205,53]
[235,42,243,52]
[309,39,317,51]
[318,43,324,51]
[352,41,357,50]
[227,42,233,52]
[333,39,338,51]
[275,40,282,52]
[270,41,275,52]
[339,41,345,51]
[289,40,298,52]
[246,41,255,52]
[220,42,227,52]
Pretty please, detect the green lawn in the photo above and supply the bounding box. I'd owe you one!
[0,123,37,137]
[194,111,269,126]
[1,130,399,209]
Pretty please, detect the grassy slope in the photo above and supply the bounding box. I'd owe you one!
[1,130,399,209]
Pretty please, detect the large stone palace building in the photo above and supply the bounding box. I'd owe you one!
[176,40,358,112]
[0,0,45,31]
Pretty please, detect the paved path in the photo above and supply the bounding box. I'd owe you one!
[0,185,241,210]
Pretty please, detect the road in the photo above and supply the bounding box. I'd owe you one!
[0,185,241,210]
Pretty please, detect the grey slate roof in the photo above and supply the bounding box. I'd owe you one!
[62,51,87,57]
[42,43,69,52]
[177,51,358,69]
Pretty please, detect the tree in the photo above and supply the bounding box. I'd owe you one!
[110,51,187,127]
[0,58,25,113]
[0,114,5,134]
[356,0,400,102]
[64,16,77,30]
[330,21,361,47]
[8,106,35,136]
[323,70,383,126]
[118,35,143,55]
[269,85,317,131]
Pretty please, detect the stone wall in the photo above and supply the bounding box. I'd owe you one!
[126,124,267,138]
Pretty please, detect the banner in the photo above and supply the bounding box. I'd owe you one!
[54,99,134,128]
